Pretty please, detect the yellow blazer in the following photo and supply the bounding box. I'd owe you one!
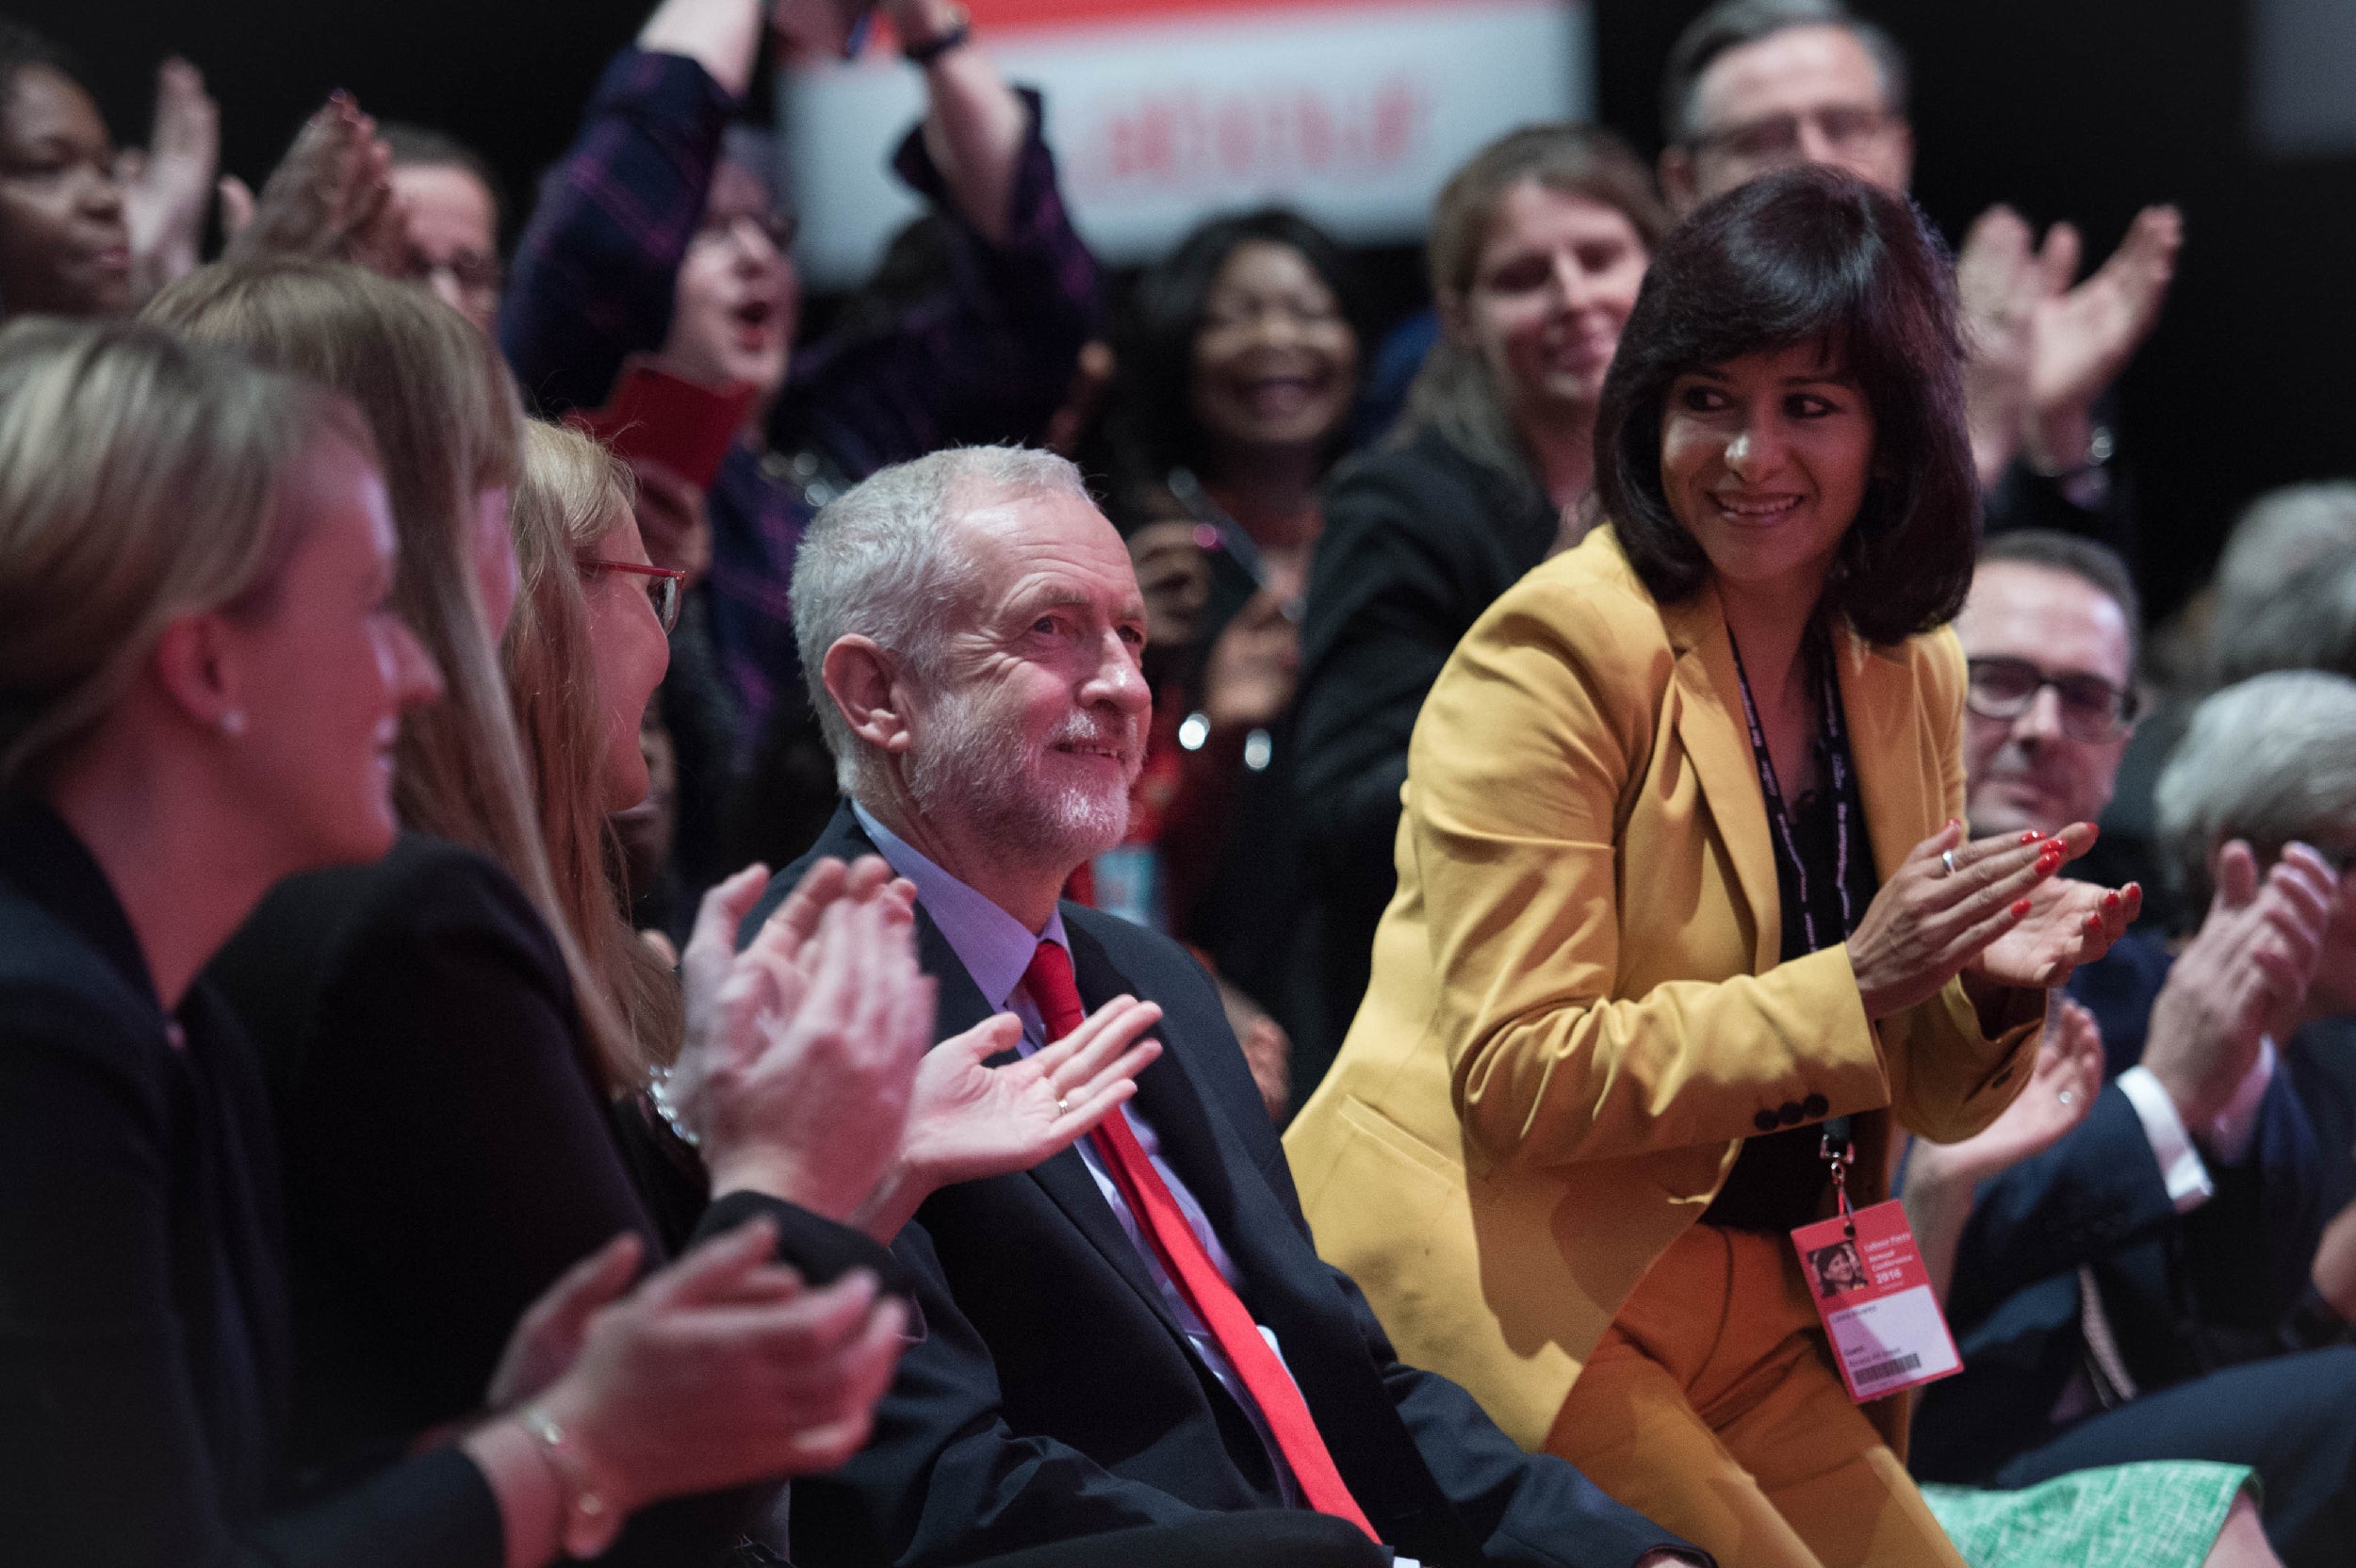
[1284,529,2039,1453]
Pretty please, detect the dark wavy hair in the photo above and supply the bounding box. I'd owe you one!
[1105,206,1367,487]
[1595,164,1976,645]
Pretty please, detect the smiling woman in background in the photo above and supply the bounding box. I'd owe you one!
[1292,122,1666,1066]
[1093,206,1366,1102]
[1285,166,2141,1568]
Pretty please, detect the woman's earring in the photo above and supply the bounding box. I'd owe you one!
[220,709,248,738]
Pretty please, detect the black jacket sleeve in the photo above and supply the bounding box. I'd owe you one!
[0,983,504,1568]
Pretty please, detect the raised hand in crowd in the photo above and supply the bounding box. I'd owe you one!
[1906,996,2107,1301]
[2142,839,2337,1133]
[1956,203,2183,486]
[117,58,219,300]
[1848,819,2139,1025]
[224,90,405,272]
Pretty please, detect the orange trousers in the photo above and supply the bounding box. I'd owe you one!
[1545,1223,1966,1568]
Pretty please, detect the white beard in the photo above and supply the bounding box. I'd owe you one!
[907,681,1136,869]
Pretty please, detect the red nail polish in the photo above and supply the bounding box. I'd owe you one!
[2012,899,2032,918]
[2021,830,2042,843]
[2103,891,2121,910]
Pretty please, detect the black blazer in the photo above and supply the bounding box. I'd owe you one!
[0,803,501,1568]
[1909,935,2331,1483]
[1295,424,1555,1045]
[205,830,909,1562]
[749,806,1693,1568]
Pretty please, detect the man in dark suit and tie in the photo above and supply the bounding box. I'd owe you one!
[743,445,1703,1568]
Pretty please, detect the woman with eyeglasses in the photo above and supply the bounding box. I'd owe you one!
[1286,168,2140,1568]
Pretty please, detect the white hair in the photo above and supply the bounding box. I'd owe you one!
[2155,670,2356,910]
[789,445,1094,794]
[2217,482,2356,615]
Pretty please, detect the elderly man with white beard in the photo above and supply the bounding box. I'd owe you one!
[741,445,1702,1568]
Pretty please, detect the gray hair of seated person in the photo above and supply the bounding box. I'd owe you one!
[2215,482,2356,641]
[2155,670,2356,911]
[2212,541,2356,688]
[791,445,1093,795]
[1661,0,1911,147]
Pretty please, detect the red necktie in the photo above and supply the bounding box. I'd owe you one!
[1022,940,1378,1541]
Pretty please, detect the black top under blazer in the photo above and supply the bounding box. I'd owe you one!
[0,803,502,1568]
[1295,424,1556,1046]
[744,805,1695,1568]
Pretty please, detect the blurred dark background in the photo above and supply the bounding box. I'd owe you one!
[15,0,2336,620]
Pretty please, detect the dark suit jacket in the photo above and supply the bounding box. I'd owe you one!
[748,806,1693,1568]
[0,802,502,1568]
[1910,931,2330,1483]
[205,830,909,1564]
[1295,423,1555,1045]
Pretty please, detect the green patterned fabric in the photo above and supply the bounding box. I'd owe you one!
[1922,1462,2253,1568]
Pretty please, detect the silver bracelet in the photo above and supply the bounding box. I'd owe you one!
[517,1405,625,1560]
[646,1065,701,1149]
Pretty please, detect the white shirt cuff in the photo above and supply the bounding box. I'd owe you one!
[2204,1036,2277,1168]
[2116,1066,2215,1213]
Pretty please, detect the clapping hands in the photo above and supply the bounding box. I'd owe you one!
[672,855,1161,1244]
[1957,203,2183,485]
[224,91,407,274]
[119,59,220,300]
[669,857,933,1226]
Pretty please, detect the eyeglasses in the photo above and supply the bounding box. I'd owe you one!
[1965,656,2141,742]
[583,558,686,633]
[697,206,801,253]
[1689,103,1897,167]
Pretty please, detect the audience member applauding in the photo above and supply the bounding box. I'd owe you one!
[754,443,1704,1568]
[1097,206,1367,1100]
[1906,542,2355,1567]
[1898,1004,2281,1568]
[0,317,909,1568]
[1288,167,2135,1568]
[1295,123,1663,1047]
[1657,0,2179,557]
[501,0,1101,890]
[149,263,1149,1564]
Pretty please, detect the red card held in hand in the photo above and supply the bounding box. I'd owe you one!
[569,358,758,492]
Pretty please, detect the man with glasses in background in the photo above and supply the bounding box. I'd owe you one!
[1906,531,2356,1567]
[1656,0,2179,559]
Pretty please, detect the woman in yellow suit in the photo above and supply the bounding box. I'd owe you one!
[1284,167,2141,1568]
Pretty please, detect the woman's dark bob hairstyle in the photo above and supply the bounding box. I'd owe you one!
[1595,164,1978,645]
[1107,205,1367,483]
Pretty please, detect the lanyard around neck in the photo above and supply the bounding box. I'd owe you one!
[1728,629,1857,956]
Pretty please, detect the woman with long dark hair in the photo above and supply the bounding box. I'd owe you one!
[1286,167,2139,1566]
[1096,206,1366,1102]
